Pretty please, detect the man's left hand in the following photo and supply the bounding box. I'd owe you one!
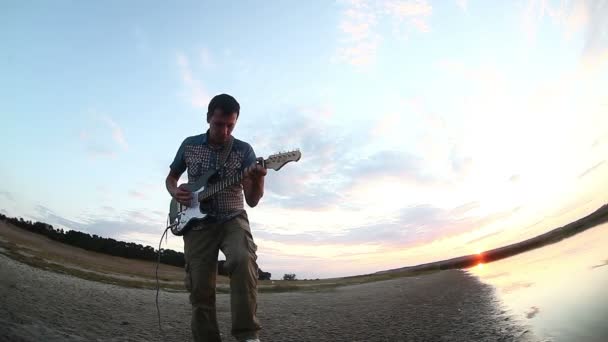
[244,162,267,181]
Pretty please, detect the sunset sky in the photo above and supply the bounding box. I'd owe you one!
[1,0,607,279]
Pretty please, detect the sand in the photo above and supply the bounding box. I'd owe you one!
[0,252,537,342]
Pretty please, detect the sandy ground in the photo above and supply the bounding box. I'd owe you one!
[0,252,537,342]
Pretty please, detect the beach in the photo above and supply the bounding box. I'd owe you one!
[0,250,535,342]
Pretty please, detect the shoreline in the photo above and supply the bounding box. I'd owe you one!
[2,202,608,291]
[377,204,608,274]
[0,252,536,341]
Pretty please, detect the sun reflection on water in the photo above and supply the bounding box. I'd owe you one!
[467,223,608,341]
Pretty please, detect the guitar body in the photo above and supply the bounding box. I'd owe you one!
[169,169,216,236]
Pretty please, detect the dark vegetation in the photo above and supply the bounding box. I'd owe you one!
[3,203,608,281]
[377,203,608,274]
[0,213,271,280]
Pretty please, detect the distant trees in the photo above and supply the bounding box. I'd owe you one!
[0,213,272,280]
[0,213,185,267]
[259,269,271,280]
[283,273,297,281]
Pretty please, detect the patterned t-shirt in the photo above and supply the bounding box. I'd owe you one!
[170,131,257,222]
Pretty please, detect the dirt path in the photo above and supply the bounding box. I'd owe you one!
[0,253,536,342]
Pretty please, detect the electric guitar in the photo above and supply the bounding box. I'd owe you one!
[168,150,301,236]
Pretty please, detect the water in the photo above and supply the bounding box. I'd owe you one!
[469,222,608,342]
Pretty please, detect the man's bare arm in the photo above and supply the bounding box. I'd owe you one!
[242,163,266,207]
[166,169,192,206]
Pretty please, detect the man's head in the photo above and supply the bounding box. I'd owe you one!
[206,94,240,145]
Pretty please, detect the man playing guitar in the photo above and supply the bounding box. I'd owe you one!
[166,94,265,342]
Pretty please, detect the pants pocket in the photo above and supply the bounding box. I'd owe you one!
[245,234,259,280]
[184,262,192,292]
[246,233,258,256]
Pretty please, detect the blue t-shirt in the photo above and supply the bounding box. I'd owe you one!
[170,132,257,221]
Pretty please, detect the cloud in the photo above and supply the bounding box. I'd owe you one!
[335,0,381,66]
[508,174,521,182]
[521,0,550,42]
[151,209,165,217]
[254,114,441,210]
[464,229,506,246]
[264,186,344,211]
[578,160,605,178]
[177,52,210,109]
[0,191,14,201]
[80,114,128,159]
[96,185,109,195]
[248,104,464,211]
[84,145,117,159]
[248,108,365,210]
[583,0,608,55]
[342,150,429,185]
[335,0,433,66]
[592,137,602,148]
[450,201,480,215]
[455,0,468,12]
[521,0,608,57]
[254,203,519,249]
[200,48,215,69]
[128,190,147,200]
[102,116,128,151]
[33,205,162,242]
[591,259,608,269]
[384,0,432,20]
[409,18,431,33]
[101,206,115,213]
[434,56,605,182]
[449,147,473,178]
[526,306,540,319]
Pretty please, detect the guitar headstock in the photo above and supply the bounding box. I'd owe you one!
[264,149,302,171]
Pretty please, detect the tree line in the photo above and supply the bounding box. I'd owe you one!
[0,213,271,280]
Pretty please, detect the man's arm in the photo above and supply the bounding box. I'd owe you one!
[242,163,266,207]
[166,169,192,206]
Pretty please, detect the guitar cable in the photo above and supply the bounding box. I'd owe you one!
[155,216,172,336]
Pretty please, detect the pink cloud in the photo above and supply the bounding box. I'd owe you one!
[335,0,433,67]
[384,0,432,20]
[102,116,128,151]
[410,18,431,33]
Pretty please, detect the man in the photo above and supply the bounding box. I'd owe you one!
[166,94,266,342]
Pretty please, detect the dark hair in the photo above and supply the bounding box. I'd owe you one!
[207,94,240,122]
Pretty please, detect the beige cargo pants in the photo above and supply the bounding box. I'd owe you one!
[183,212,261,342]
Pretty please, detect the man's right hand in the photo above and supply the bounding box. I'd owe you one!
[173,184,193,206]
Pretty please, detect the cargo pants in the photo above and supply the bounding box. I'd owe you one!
[183,212,261,341]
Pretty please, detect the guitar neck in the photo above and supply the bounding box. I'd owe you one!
[194,150,301,201]
[198,171,244,201]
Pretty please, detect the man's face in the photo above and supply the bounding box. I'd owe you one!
[208,108,238,145]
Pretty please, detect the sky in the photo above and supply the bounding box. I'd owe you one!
[1,0,607,279]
